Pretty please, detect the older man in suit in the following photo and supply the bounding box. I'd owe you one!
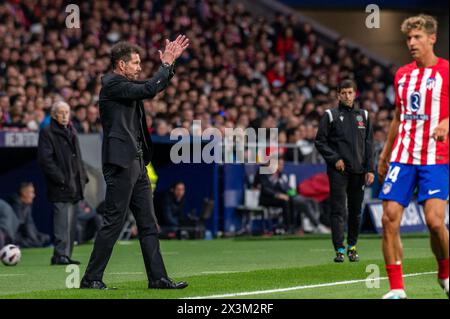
[38,101,88,264]
[80,37,189,290]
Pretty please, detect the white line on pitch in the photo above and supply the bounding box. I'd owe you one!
[183,271,437,299]
[0,274,25,277]
[117,241,133,245]
[200,271,246,275]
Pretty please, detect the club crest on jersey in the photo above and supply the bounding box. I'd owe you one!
[339,116,344,122]
[356,115,365,128]
[426,77,436,90]
[408,91,421,113]
[382,182,392,195]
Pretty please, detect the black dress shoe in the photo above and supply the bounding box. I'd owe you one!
[51,255,80,265]
[79,278,115,290]
[149,277,188,289]
[67,256,81,265]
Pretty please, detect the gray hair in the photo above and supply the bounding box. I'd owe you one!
[51,101,70,116]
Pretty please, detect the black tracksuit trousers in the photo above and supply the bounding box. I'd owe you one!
[327,168,365,251]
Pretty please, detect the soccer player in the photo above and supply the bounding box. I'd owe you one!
[378,15,449,299]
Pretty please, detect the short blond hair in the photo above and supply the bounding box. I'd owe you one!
[401,14,438,35]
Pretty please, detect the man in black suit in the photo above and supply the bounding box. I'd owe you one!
[80,36,189,290]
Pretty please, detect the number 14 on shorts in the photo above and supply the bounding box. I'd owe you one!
[386,165,401,183]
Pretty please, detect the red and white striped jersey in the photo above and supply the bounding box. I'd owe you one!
[390,57,449,165]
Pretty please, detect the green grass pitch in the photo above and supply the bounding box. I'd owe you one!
[0,234,447,299]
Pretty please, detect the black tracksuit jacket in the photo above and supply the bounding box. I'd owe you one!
[315,103,374,174]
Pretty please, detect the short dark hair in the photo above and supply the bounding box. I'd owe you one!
[170,181,185,193]
[18,182,34,194]
[110,42,143,69]
[337,79,357,92]
[172,181,185,188]
[74,104,86,112]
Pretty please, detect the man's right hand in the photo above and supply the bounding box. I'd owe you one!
[159,40,176,65]
[159,35,190,65]
[335,159,345,172]
[172,35,190,59]
[377,155,390,183]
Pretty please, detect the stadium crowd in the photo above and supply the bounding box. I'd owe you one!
[0,0,394,165]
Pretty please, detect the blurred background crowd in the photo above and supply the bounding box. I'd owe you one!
[0,0,395,165]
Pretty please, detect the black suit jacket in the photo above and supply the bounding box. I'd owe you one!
[37,119,88,202]
[99,65,174,168]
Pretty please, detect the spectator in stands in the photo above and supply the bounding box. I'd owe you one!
[72,105,89,134]
[37,101,89,265]
[258,157,328,234]
[161,181,187,238]
[155,118,171,137]
[297,121,324,164]
[8,182,50,248]
[285,129,305,163]
[0,93,10,124]
[2,106,26,129]
[0,105,4,129]
[86,105,102,133]
[75,200,102,245]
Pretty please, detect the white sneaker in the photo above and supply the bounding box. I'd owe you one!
[438,278,449,298]
[302,217,314,233]
[314,224,331,234]
[382,289,407,299]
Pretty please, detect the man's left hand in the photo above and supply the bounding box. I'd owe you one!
[365,172,374,186]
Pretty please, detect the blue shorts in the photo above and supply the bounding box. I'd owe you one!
[378,163,449,207]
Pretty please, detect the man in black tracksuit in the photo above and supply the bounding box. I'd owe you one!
[315,79,374,263]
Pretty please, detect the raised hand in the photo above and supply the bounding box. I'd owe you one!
[158,39,176,65]
[172,34,190,59]
[158,35,190,65]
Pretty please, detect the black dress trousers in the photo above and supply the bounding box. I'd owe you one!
[83,156,167,282]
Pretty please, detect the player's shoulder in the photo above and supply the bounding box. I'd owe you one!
[438,57,449,66]
[395,62,416,79]
[436,58,449,73]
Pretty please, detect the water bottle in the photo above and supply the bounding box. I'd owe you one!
[204,230,213,240]
[288,174,297,197]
